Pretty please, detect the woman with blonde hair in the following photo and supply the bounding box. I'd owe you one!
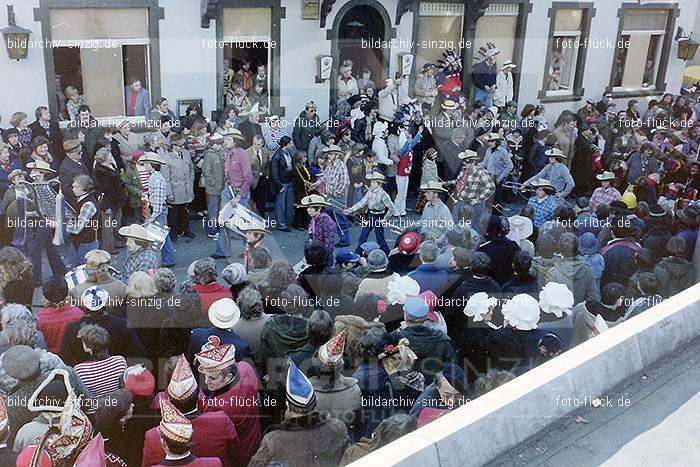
[64,85,86,121]
[9,112,32,146]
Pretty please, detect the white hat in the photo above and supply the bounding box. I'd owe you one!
[506,215,533,243]
[81,286,110,312]
[372,121,388,137]
[501,60,517,70]
[488,106,500,117]
[539,282,574,318]
[208,298,241,329]
[502,294,540,330]
[463,292,498,322]
[386,276,421,305]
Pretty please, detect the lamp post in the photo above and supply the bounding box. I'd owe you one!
[1,5,32,60]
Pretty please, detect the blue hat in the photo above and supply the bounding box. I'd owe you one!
[336,251,361,264]
[360,241,380,255]
[403,296,429,320]
[579,232,598,255]
[441,362,468,395]
[285,359,316,414]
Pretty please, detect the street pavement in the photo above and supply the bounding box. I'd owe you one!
[488,336,700,467]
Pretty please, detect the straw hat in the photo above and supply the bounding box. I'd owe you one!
[118,224,157,242]
[301,194,330,208]
[221,128,246,141]
[545,147,566,158]
[441,100,458,110]
[366,172,386,182]
[420,181,447,193]
[26,159,56,175]
[238,218,270,235]
[458,150,479,161]
[322,144,345,157]
[596,171,615,181]
[531,178,555,191]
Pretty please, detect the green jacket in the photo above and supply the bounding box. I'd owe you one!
[122,164,143,208]
[201,147,226,195]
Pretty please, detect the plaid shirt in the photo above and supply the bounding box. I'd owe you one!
[309,212,336,252]
[589,186,621,212]
[120,248,160,281]
[455,168,495,205]
[527,195,558,228]
[323,160,350,199]
[148,171,168,219]
[66,193,97,235]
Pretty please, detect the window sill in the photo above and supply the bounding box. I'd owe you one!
[609,88,665,99]
[537,92,584,104]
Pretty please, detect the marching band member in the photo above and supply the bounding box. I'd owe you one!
[317,145,351,247]
[302,194,337,268]
[25,160,67,286]
[118,223,160,280]
[240,219,271,273]
[523,147,575,199]
[394,108,423,217]
[2,168,31,247]
[65,174,100,268]
[526,179,558,228]
[142,152,177,267]
[345,172,395,255]
[450,150,495,234]
[419,181,453,237]
[589,171,621,212]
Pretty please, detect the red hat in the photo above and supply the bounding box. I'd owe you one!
[123,365,156,397]
[131,149,145,164]
[159,398,193,444]
[398,231,420,254]
[74,433,106,467]
[17,445,52,467]
[419,291,439,322]
[196,343,236,374]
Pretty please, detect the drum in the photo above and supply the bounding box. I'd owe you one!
[217,201,267,237]
[143,222,170,250]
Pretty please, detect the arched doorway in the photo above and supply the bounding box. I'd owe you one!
[329,0,395,109]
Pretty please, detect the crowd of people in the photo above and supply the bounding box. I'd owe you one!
[0,44,699,466]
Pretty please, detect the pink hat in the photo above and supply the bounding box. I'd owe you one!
[131,149,145,164]
[419,291,439,322]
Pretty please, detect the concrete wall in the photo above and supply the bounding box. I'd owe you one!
[0,0,46,125]
[351,282,700,467]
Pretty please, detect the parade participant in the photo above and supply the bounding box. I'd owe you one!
[450,150,495,234]
[186,296,252,363]
[523,147,575,199]
[345,172,395,255]
[142,152,176,267]
[196,343,262,465]
[270,135,295,233]
[525,179,559,229]
[302,194,337,266]
[414,63,437,106]
[249,360,349,467]
[494,61,517,109]
[239,219,271,273]
[318,146,351,246]
[472,44,499,108]
[118,223,160,280]
[589,171,621,212]
[419,181,452,237]
[151,399,223,466]
[214,128,253,257]
[394,107,423,217]
[247,134,271,217]
[480,133,514,205]
[58,139,88,206]
[163,133,195,241]
[263,114,285,154]
[372,121,392,176]
[143,355,239,467]
[201,133,225,239]
[62,174,98,267]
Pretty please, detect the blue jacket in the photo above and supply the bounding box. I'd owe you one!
[528,141,549,175]
[124,86,152,117]
[186,326,252,363]
[472,60,497,90]
[408,263,449,296]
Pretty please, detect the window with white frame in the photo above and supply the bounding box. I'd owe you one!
[546,9,583,95]
[49,8,152,120]
[612,9,668,89]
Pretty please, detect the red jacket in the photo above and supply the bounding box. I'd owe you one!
[199,361,262,466]
[142,410,240,467]
[150,454,222,466]
[193,283,232,315]
[37,305,85,353]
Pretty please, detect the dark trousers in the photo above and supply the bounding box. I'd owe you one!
[252,177,268,215]
[354,212,389,254]
[168,203,191,237]
[27,226,67,286]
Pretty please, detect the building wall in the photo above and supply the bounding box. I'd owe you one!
[0,0,45,125]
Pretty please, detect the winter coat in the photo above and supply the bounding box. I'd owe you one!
[122,163,144,209]
[201,147,226,195]
[653,256,695,298]
[601,239,641,289]
[387,324,456,381]
[572,135,594,193]
[478,237,521,285]
[545,256,598,305]
[94,163,126,211]
[249,415,348,467]
[270,147,294,192]
[310,375,362,438]
[292,110,321,152]
[355,271,401,300]
[581,253,605,296]
[553,125,575,164]
[163,149,195,204]
[570,300,625,347]
[407,264,449,296]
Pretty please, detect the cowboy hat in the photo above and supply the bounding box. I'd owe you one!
[322,144,345,156]
[221,128,246,141]
[26,159,56,175]
[485,132,501,141]
[531,178,555,190]
[441,100,458,110]
[301,194,330,208]
[140,152,167,165]
[420,181,447,193]
[501,60,517,70]
[238,219,270,235]
[506,215,533,242]
[545,147,566,158]
[458,150,479,161]
[366,172,386,182]
[596,171,615,181]
[118,224,157,242]
[209,133,224,143]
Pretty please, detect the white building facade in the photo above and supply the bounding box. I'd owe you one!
[1,0,698,128]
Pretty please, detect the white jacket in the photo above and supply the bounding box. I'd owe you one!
[493,71,514,108]
[378,81,399,121]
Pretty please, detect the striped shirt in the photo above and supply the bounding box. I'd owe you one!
[137,165,150,193]
[75,355,127,403]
